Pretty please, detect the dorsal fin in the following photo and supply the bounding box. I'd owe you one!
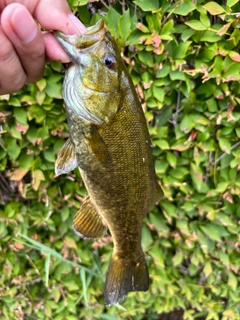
[154,181,164,203]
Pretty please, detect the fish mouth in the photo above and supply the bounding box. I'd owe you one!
[54,19,105,61]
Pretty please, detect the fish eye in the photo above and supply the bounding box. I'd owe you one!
[103,53,116,70]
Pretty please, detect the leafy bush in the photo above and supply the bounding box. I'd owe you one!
[0,0,240,319]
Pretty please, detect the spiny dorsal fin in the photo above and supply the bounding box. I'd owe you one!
[55,138,78,176]
[73,196,107,239]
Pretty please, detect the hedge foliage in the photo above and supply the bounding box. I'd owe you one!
[0,0,240,319]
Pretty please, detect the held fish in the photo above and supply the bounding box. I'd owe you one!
[54,20,163,305]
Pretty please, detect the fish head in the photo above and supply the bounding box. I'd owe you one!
[55,20,126,125]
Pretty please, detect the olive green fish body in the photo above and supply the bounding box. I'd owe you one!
[55,20,162,305]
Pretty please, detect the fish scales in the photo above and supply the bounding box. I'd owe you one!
[54,19,163,305]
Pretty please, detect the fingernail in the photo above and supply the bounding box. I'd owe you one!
[68,14,87,33]
[11,7,38,44]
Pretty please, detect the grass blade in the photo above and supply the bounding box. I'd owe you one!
[16,233,100,277]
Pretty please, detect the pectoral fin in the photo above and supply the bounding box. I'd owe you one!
[85,126,112,166]
[55,139,78,176]
[73,196,107,239]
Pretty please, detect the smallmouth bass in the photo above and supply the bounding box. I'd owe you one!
[54,20,163,305]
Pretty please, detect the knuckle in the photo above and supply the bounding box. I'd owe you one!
[0,73,26,94]
[26,65,44,84]
[14,76,26,91]
[0,39,14,62]
[24,39,45,61]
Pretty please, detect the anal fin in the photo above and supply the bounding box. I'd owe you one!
[55,138,78,176]
[73,196,107,239]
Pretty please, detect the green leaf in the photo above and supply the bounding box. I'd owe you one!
[154,139,169,150]
[202,2,226,15]
[155,106,172,126]
[161,201,178,218]
[146,13,161,33]
[203,261,212,277]
[105,7,121,38]
[155,160,169,174]
[45,254,50,287]
[10,125,22,140]
[7,139,21,160]
[218,138,231,154]
[169,167,189,180]
[166,152,177,168]
[149,212,169,233]
[36,78,47,91]
[227,0,239,6]
[228,272,238,290]
[9,97,21,107]
[36,91,46,106]
[223,62,240,78]
[172,0,196,16]
[19,154,34,170]
[80,269,88,304]
[79,0,88,5]
[218,251,230,268]
[200,224,222,242]
[156,65,170,78]
[182,28,196,42]
[200,30,222,42]
[169,71,185,81]
[14,108,27,125]
[45,83,62,99]
[43,150,55,163]
[153,86,165,102]
[180,115,195,133]
[185,20,207,31]
[138,51,154,67]
[118,10,131,43]
[172,251,183,266]
[200,13,210,28]
[175,41,192,59]
[215,182,229,193]
[161,20,174,36]
[26,127,38,144]
[190,163,209,193]
[37,127,49,141]
[213,56,224,73]
[133,0,159,12]
[142,224,153,249]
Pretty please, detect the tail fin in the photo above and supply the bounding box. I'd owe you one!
[104,250,149,306]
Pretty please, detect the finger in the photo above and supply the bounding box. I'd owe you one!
[0,0,87,34]
[1,3,45,84]
[0,27,26,94]
[36,4,87,34]
[35,1,87,62]
[43,32,71,63]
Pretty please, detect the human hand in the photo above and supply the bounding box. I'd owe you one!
[0,0,86,94]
